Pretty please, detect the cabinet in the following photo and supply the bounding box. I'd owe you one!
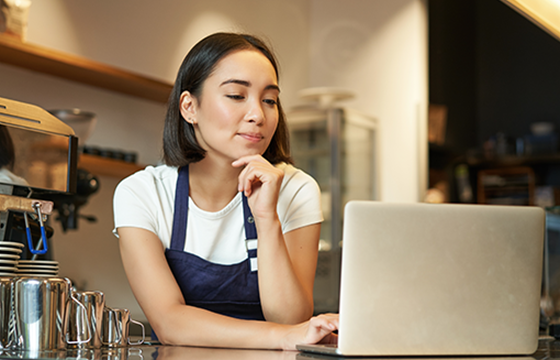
[477,167,535,205]
[456,154,560,206]
[288,106,378,313]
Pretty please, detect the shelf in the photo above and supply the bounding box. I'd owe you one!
[467,153,560,168]
[0,34,173,103]
[78,154,144,179]
[292,148,330,158]
[477,167,535,205]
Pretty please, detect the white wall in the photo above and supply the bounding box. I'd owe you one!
[0,0,427,321]
[308,0,428,202]
[26,0,311,108]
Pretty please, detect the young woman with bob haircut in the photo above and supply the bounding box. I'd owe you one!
[113,32,338,350]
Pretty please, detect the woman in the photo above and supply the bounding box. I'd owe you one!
[113,32,338,350]
[0,125,27,186]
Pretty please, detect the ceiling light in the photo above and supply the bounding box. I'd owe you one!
[501,0,560,42]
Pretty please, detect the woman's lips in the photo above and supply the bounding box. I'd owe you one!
[238,133,263,143]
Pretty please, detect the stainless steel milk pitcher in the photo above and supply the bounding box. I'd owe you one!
[68,290,105,349]
[12,276,91,351]
[102,307,144,347]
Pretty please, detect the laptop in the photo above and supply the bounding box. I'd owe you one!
[298,201,545,357]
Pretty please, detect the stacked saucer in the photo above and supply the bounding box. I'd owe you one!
[0,241,23,276]
[17,260,59,277]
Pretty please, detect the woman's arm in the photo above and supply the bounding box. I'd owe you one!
[233,156,320,324]
[117,226,334,349]
[256,221,320,323]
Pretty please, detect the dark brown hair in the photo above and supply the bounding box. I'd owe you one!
[162,32,292,166]
[0,125,15,170]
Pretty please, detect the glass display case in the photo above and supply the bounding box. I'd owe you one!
[288,105,378,313]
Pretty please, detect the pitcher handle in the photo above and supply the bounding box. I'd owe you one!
[127,319,145,346]
[65,292,92,345]
[4,281,17,350]
[5,309,16,349]
[11,282,23,350]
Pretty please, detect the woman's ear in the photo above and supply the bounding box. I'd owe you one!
[179,91,198,124]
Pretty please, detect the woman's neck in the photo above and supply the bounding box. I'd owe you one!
[187,159,241,212]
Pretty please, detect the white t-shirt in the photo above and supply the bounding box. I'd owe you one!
[113,163,323,265]
[0,168,28,186]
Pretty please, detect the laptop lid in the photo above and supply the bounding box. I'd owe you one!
[301,201,544,357]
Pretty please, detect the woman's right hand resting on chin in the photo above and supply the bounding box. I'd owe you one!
[281,313,339,351]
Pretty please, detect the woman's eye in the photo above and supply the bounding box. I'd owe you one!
[226,95,244,100]
[263,99,278,106]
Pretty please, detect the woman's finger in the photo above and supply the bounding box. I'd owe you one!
[233,156,281,197]
[231,155,268,168]
[304,314,339,345]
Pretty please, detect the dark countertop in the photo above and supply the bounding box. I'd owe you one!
[2,337,560,360]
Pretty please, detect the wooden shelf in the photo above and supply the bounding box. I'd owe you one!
[477,166,535,206]
[0,34,173,103]
[78,154,144,179]
[467,153,560,168]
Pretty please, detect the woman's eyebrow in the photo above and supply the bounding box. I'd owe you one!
[266,84,281,93]
[221,79,250,87]
[220,79,280,92]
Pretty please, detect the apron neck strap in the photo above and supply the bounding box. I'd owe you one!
[169,165,259,252]
[242,195,257,240]
[169,166,189,251]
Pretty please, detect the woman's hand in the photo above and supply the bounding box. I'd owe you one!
[232,155,284,221]
[281,313,339,350]
[232,155,317,324]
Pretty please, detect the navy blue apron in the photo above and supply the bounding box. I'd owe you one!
[152,166,264,339]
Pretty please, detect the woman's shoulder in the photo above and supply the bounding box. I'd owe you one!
[276,162,318,188]
[275,162,323,232]
[116,164,178,193]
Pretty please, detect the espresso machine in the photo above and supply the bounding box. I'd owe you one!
[0,96,97,260]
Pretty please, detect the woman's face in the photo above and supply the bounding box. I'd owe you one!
[182,49,280,163]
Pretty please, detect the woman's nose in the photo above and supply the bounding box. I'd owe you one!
[245,99,265,124]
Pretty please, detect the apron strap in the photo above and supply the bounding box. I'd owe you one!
[170,165,259,267]
[242,195,257,240]
[169,166,189,251]
[242,195,258,272]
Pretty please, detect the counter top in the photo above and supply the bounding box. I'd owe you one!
[1,337,560,360]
